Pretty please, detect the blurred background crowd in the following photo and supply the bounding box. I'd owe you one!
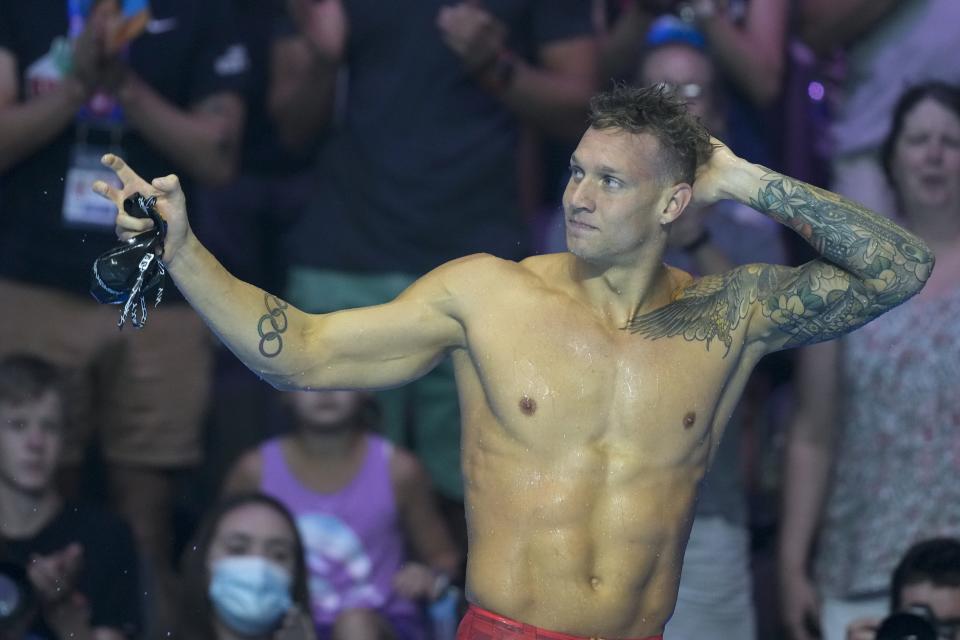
[1,1,959,639]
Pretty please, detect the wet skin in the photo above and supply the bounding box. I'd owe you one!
[450,253,757,638]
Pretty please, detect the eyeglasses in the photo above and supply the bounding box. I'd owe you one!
[659,81,706,101]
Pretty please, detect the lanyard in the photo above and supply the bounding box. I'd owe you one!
[67,0,91,39]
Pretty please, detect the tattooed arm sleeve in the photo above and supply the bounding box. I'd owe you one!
[627,172,934,354]
[744,172,933,349]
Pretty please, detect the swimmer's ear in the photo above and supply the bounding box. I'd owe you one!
[659,182,693,225]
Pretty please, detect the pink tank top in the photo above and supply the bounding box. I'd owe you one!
[259,435,419,625]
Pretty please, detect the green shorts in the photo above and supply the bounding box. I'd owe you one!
[286,266,463,500]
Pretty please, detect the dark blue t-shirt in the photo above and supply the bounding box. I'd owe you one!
[285,0,593,275]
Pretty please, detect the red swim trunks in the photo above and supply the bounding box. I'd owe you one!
[457,604,663,640]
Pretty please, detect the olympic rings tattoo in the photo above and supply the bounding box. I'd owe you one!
[257,294,289,358]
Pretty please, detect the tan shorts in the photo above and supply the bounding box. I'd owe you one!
[0,278,212,467]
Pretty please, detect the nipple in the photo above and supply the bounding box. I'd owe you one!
[683,411,696,429]
[519,396,537,416]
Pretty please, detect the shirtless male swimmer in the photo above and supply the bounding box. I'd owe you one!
[96,85,934,640]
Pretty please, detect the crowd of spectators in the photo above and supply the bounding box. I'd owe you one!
[1,1,959,639]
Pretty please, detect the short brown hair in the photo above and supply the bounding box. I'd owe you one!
[0,354,63,406]
[588,83,713,184]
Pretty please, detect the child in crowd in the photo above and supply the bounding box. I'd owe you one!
[0,354,141,639]
[224,390,461,640]
[176,492,316,640]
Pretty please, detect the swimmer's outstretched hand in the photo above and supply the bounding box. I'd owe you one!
[92,154,192,266]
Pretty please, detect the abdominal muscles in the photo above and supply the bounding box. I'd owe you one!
[465,444,702,636]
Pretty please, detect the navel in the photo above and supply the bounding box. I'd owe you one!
[682,411,697,429]
[519,396,537,416]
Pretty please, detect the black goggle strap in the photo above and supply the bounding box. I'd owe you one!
[118,252,157,330]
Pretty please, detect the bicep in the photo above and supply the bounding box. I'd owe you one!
[296,278,467,390]
[746,260,873,352]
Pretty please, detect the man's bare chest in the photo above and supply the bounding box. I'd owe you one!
[459,303,739,464]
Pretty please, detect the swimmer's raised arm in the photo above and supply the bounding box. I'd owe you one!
[94,154,467,390]
[628,141,934,354]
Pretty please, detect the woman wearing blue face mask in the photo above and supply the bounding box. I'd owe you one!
[176,493,316,640]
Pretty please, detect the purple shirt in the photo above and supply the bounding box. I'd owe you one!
[260,435,421,626]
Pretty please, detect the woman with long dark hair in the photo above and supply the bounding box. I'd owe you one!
[177,493,315,640]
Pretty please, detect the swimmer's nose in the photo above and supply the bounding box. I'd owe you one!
[568,179,596,213]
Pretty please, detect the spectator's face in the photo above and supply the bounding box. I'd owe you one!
[891,97,960,214]
[288,390,366,432]
[900,581,960,639]
[640,45,723,134]
[0,392,63,495]
[208,503,298,578]
[565,127,687,263]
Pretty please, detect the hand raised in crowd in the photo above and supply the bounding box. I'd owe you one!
[27,544,93,637]
[436,1,507,74]
[69,9,108,94]
[392,562,444,601]
[273,606,317,640]
[69,0,135,92]
[780,571,822,640]
[93,155,192,264]
[846,616,882,640]
[27,543,83,605]
[288,0,348,63]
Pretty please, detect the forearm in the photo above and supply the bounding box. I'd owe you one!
[118,77,240,185]
[164,234,320,389]
[0,77,87,172]
[699,17,783,106]
[482,56,596,141]
[778,433,833,574]
[268,38,338,150]
[799,0,900,54]
[723,162,934,300]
